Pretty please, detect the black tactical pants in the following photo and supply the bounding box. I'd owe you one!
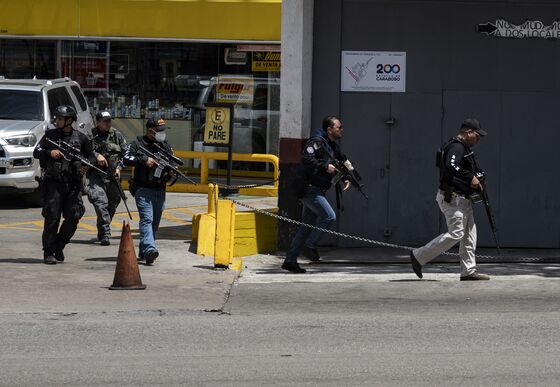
[41,179,86,257]
[86,172,121,239]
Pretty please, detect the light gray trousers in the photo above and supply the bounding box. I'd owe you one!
[413,190,477,277]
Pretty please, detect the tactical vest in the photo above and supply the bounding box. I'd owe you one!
[93,127,122,166]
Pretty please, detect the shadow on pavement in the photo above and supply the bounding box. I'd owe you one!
[0,258,43,264]
[85,257,117,262]
[155,224,192,240]
[0,195,40,209]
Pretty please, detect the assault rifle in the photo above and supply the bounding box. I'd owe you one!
[138,144,197,185]
[44,137,107,177]
[331,158,368,200]
[93,137,133,220]
[471,165,501,255]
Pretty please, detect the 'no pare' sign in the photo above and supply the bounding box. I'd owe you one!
[204,105,232,145]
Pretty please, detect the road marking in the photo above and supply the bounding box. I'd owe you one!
[0,207,193,238]
[162,211,191,225]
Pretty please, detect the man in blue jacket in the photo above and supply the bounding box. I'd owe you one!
[282,116,351,273]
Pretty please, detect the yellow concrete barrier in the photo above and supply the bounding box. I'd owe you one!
[194,193,277,269]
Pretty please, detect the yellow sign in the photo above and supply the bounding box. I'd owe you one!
[204,106,231,145]
[0,1,281,41]
[252,51,281,72]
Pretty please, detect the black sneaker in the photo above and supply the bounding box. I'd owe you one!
[145,249,159,265]
[410,251,423,279]
[54,250,65,262]
[281,261,306,274]
[100,237,110,246]
[302,246,321,262]
[44,254,57,265]
[460,272,490,281]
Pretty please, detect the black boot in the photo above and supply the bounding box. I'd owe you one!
[44,254,57,265]
[281,261,306,273]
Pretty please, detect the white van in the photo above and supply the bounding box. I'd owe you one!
[0,77,95,205]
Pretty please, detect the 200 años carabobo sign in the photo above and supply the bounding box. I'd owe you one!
[477,19,560,39]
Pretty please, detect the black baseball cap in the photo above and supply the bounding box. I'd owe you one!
[146,117,167,131]
[461,118,487,136]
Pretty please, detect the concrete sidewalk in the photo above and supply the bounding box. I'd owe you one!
[241,246,560,283]
[1,192,559,316]
[0,193,237,314]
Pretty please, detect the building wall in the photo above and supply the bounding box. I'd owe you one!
[310,0,560,248]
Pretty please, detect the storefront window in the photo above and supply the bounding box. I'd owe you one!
[0,40,56,79]
[1,38,280,168]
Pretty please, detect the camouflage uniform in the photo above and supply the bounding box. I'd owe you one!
[87,126,127,242]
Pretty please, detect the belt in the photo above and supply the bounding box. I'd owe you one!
[439,189,469,198]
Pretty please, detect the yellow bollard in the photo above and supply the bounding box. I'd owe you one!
[214,199,236,268]
[207,183,218,213]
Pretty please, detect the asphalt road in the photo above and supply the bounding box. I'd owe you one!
[1,193,559,386]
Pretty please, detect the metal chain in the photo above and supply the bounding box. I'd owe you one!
[212,178,278,190]
[228,197,554,263]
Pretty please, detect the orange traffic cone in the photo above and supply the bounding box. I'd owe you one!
[109,221,146,290]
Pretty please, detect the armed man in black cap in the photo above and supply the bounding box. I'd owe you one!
[33,105,96,265]
[86,111,128,245]
[410,118,491,281]
[123,117,176,265]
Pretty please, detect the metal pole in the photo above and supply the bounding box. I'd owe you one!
[226,104,234,187]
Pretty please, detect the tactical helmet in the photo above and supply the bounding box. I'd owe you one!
[96,111,112,121]
[54,105,77,119]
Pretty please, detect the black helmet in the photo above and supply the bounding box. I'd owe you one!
[54,105,77,118]
[96,111,112,121]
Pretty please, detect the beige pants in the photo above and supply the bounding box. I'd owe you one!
[413,190,477,277]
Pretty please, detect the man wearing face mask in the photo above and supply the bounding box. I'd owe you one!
[33,105,96,265]
[410,118,490,281]
[87,111,128,245]
[123,117,174,265]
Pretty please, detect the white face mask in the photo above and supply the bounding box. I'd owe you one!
[154,131,166,143]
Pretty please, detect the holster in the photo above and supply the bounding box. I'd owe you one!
[443,183,453,203]
[128,179,137,197]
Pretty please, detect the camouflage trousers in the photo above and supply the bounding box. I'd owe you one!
[86,172,122,239]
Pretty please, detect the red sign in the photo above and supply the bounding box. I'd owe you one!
[61,56,108,90]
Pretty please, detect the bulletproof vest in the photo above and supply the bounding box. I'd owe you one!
[44,132,83,182]
[435,138,457,169]
[94,128,122,165]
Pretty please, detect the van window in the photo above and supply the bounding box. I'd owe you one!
[0,90,43,121]
[47,87,76,117]
[70,85,88,111]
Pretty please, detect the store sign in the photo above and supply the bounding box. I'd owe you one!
[204,105,232,146]
[252,51,281,72]
[224,48,247,65]
[341,51,406,93]
[477,19,560,39]
[216,76,254,105]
